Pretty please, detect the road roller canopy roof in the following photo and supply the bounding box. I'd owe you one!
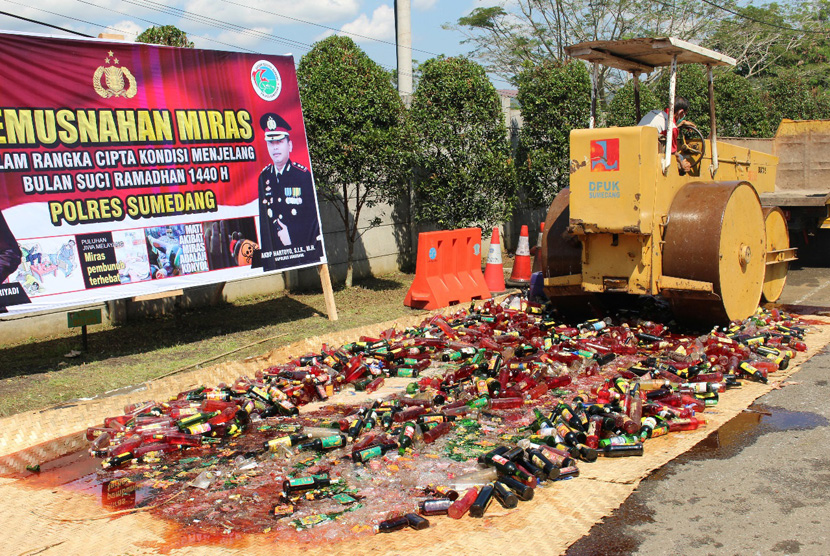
[565,37,736,73]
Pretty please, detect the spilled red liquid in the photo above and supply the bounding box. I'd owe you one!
[2,305,819,553]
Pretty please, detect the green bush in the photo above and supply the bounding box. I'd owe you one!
[714,72,772,137]
[298,36,412,285]
[135,25,194,48]
[410,57,515,230]
[654,65,711,137]
[516,60,590,207]
[762,68,830,125]
[607,78,660,128]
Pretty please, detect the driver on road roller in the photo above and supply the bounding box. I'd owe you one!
[638,96,697,174]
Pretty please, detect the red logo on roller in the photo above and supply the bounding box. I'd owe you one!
[591,139,619,171]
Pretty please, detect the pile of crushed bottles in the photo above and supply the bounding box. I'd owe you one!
[84,297,809,540]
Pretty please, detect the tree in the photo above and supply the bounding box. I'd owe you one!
[516,59,591,207]
[136,25,194,48]
[762,68,830,126]
[706,2,809,80]
[449,0,720,89]
[792,0,830,89]
[714,72,772,138]
[704,1,830,92]
[297,36,411,287]
[410,57,515,231]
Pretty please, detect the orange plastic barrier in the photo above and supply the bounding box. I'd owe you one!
[404,228,492,310]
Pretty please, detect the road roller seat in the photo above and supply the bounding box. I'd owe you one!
[637,101,702,177]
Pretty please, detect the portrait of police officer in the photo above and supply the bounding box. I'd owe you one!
[257,113,323,271]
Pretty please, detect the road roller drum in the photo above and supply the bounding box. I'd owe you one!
[761,207,792,303]
[662,182,766,323]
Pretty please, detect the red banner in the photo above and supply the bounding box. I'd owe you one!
[0,31,326,314]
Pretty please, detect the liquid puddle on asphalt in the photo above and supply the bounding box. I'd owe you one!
[665,403,829,464]
[565,402,829,556]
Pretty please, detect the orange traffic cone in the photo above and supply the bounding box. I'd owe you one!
[531,221,545,273]
[507,225,532,287]
[483,227,507,293]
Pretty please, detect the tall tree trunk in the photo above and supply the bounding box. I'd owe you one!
[345,240,354,288]
[343,182,353,288]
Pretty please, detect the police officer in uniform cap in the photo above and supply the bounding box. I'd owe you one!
[257,113,322,271]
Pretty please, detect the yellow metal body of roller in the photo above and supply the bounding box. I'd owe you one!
[543,125,777,322]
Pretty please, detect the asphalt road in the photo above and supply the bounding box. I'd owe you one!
[566,262,830,556]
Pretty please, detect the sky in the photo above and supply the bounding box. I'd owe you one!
[0,0,497,82]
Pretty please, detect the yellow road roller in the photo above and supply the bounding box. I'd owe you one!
[541,37,797,323]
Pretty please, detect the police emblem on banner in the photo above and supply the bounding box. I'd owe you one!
[93,51,138,99]
[251,60,282,101]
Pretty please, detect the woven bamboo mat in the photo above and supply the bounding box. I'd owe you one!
[2,471,639,556]
[0,310,445,472]
[2,312,828,556]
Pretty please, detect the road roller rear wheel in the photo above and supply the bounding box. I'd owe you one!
[761,207,789,303]
[662,182,766,324]
[540,188,602,319]
[540,188,581,280]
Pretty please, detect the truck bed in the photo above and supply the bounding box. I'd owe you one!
[760,190,830,207]
[724,120,830,198]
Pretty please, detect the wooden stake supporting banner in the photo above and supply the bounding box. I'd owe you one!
[317,263,338,321]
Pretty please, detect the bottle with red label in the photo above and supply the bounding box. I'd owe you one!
[448,487,479,519]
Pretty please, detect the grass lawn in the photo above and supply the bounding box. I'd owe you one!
[0,271,425,417]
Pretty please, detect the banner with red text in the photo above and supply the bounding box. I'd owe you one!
[0,31,326,315]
